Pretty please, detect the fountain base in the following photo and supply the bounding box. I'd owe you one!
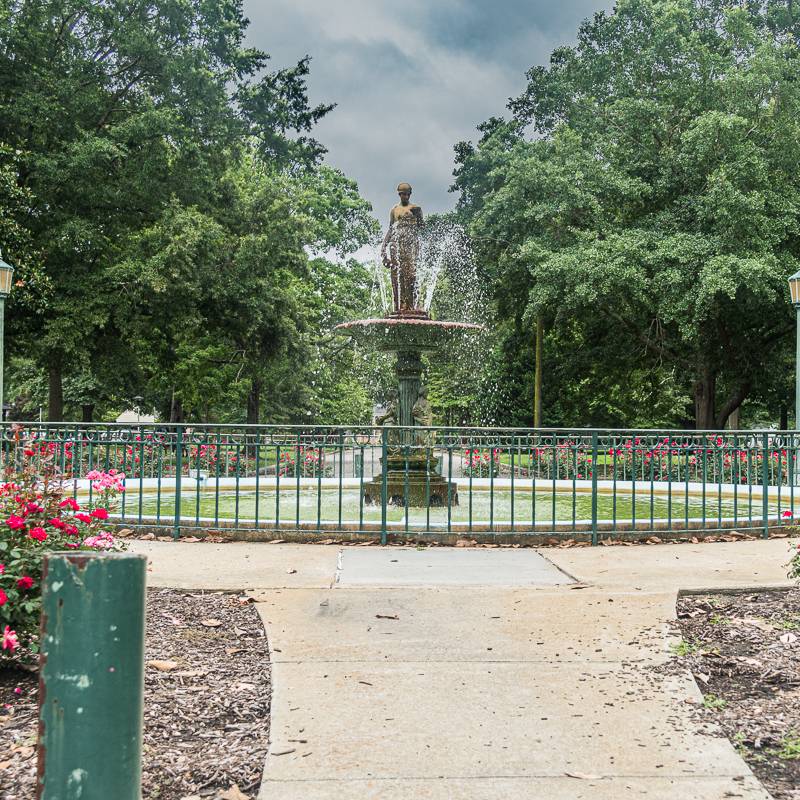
[363,476,459,508]
[334,315,481,509]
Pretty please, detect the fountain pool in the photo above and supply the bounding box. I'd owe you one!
[127,486,777,530]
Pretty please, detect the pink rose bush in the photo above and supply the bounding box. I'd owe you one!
[1,428,127,661]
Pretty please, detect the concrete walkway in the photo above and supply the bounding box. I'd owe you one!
[132,538,795,799]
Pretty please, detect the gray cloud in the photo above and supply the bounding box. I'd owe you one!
[244,0,610,219]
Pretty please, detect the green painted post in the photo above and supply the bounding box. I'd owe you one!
[763,431,770,540]
[174,425,183,540]
[591,431,598,546]
[381,427,388,546]
[0,294,6,415]
[37,552,147,800]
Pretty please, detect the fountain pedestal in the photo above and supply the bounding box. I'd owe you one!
[334,316,482,508]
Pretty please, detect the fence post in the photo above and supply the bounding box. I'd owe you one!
[591,431,598,546]
[174,424,183,541]
[763,431,770,540]
[381,427,387,546]
[37,552,147,800]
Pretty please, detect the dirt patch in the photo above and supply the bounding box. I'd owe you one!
[662,588,800,799]
[0,589,270,799]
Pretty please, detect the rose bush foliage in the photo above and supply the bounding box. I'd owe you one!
[0,432,126,661]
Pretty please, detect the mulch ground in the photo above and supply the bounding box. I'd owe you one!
[0,589,270,800]
[661,587,800,799]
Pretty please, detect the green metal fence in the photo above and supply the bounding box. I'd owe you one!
[3,423,796,545]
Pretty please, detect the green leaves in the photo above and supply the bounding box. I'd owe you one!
[455,0,800,428]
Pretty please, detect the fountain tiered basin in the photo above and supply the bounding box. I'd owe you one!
[333,317,483,353]
[334,315,482,507]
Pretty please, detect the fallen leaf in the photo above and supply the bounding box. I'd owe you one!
[146,660,179,671]
[173,670,206,677]
[0,759,12,770]
[730,617,775,632]
[286,568,297,574]
[234,626,246,636]
[565,771,604,780]
[180,536,201,543]
[231,682,256,692]
[11,745,34,757]
[569,584,589,590]
[157,535,173,542]
[271,748,296,756]
[225,648,248,655]
[139,532,155,540]
[118,528,133,535]
[376,614,399,620]
[199,619,223,627]
[269,539,285,544]
[736,657,763,667]
[781,632,798,644]
[693,672,710,684]
[220,785,249,800]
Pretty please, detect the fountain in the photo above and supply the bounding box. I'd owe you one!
[334,183,482,506]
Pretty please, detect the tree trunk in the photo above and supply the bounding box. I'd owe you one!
[170,395,183,424]
[247,381,262,425]
[534,314,543,427]
[715,383,750,430]
[691,372,716,430]
[781,401,788,431]
[727,407,740,430]
[48,364,63,422]
[81,404,94,423]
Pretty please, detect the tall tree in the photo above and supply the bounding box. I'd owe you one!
[0,0,332,420]
[454,0,800,429]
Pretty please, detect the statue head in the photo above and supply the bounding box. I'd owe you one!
[397,183,412,204]
[419,387,429,398]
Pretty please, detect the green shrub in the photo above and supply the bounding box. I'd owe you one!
[0,428,127,661]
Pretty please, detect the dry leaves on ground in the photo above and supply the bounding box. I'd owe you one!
[659,588,800,800]
[0,589,271,800]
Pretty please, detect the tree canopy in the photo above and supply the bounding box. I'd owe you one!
[0,0,379,424]
[453,0,800,429]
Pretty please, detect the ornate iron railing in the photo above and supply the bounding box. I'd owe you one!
[3,423,796,544]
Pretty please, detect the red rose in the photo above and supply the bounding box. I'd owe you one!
[29,527,47,541]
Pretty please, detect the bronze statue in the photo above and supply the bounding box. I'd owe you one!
[412,386,434,447]
[375,389,398,426]
[381,183,424,315]
[375,389,400,453]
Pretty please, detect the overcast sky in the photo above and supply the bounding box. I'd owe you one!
[243,0,611,222]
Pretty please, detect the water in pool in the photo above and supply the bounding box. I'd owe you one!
[124,486,777,527]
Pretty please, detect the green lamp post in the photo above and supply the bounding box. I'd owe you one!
[0,252,14,415]
[789,269,800,430]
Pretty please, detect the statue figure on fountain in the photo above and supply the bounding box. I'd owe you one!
[381,183,426,317]
[375,389,400,453]
[412,387,434,448]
